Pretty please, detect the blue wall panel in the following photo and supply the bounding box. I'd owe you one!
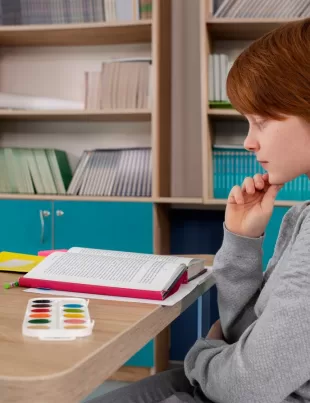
[169,208,224,360]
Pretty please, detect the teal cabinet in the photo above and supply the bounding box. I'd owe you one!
[0,200,52,254]
[53,200,154,367]
[263,206,290,270]
[53,201,153,253]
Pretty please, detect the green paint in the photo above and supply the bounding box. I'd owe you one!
[28,319,50,324]
[63,309,84,313]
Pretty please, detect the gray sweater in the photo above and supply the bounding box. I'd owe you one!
[184,202,310,403]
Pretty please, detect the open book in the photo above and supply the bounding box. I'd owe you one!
[19,247,206,301]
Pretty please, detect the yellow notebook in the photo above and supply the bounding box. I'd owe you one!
[0,251,44,273]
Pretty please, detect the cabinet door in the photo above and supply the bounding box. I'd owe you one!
[0,200,52,254]
[263,207,289,270]
[53,201,153,253]
[53,200,154,367]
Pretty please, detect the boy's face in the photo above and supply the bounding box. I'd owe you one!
[243,114,310,185]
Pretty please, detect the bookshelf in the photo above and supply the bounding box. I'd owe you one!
[0,0,171,202]
[200,0,306,208]
[0,0,176,384]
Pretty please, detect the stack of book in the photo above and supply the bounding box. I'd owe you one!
[139,0,152,19]
[0,147,72,194]
[208,53,233,108]
[213,145,310,201]
[0,0,152,25]
[85,58,152,110]
[67,147,152,197]
[213,0,310,18]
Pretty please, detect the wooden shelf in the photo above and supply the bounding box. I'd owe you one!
[207,18,300,40]
[207,108,244,120]
[0,109,152,122]
[0,20,152,47]
[0,194,207,204]
[0,193,301,207]
[155,197,203,204]
[204,198,302,207]
[0,194,154,202]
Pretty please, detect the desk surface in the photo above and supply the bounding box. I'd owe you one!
[0,255,214,403]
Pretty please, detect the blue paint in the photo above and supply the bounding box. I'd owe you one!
[63,304,83,308]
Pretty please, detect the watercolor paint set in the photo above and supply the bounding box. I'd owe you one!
[22,297,95,340]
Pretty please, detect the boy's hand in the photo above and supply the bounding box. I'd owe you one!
[225,173,283,238]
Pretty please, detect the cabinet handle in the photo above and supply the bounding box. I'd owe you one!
[39,210,50,244]
[56,210,64,217]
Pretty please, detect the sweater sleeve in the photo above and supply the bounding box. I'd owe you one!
[212,224,265,343]
[184,218,310,403]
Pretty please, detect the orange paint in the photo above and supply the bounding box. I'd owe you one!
[29,313,51,318]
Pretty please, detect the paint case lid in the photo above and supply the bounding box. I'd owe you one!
[22,297,95,341]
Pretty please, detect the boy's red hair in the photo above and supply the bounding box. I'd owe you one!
[226,18,310,122]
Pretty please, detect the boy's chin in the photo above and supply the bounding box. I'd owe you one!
[267,173,285,186]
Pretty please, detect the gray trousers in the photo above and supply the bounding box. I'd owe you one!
[86,368,211,403]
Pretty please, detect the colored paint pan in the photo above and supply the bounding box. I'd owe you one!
[31,308,50,313]
[63,304,83,308]
[63,313,85,318]
[23,298,94,340]
[63,309,84,313]
[29,313,51,318]
[64,319,86,324]
[64,325,88,329]
[28,319,50,324]
[32,304,51,308]
[32,300,51,304]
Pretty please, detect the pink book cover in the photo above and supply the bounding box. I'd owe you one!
[19,271,187,301]
[38,249,68,257]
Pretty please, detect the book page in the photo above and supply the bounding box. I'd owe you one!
[24,252,186,292]
[68,247,196,265]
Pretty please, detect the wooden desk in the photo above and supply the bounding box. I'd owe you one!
[0,255,214,403]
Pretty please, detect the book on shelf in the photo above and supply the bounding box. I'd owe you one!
[0,0,151,26]
[208,53,233,105]
[0,147,72,195]
[209,101,233,109]
[0,92,84,111]
[139,0,152,19]
[67,147,152,197]
[18,247,207,301]
[212,144,310,201]
[85,58,152,110]
[213,0,310,18]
